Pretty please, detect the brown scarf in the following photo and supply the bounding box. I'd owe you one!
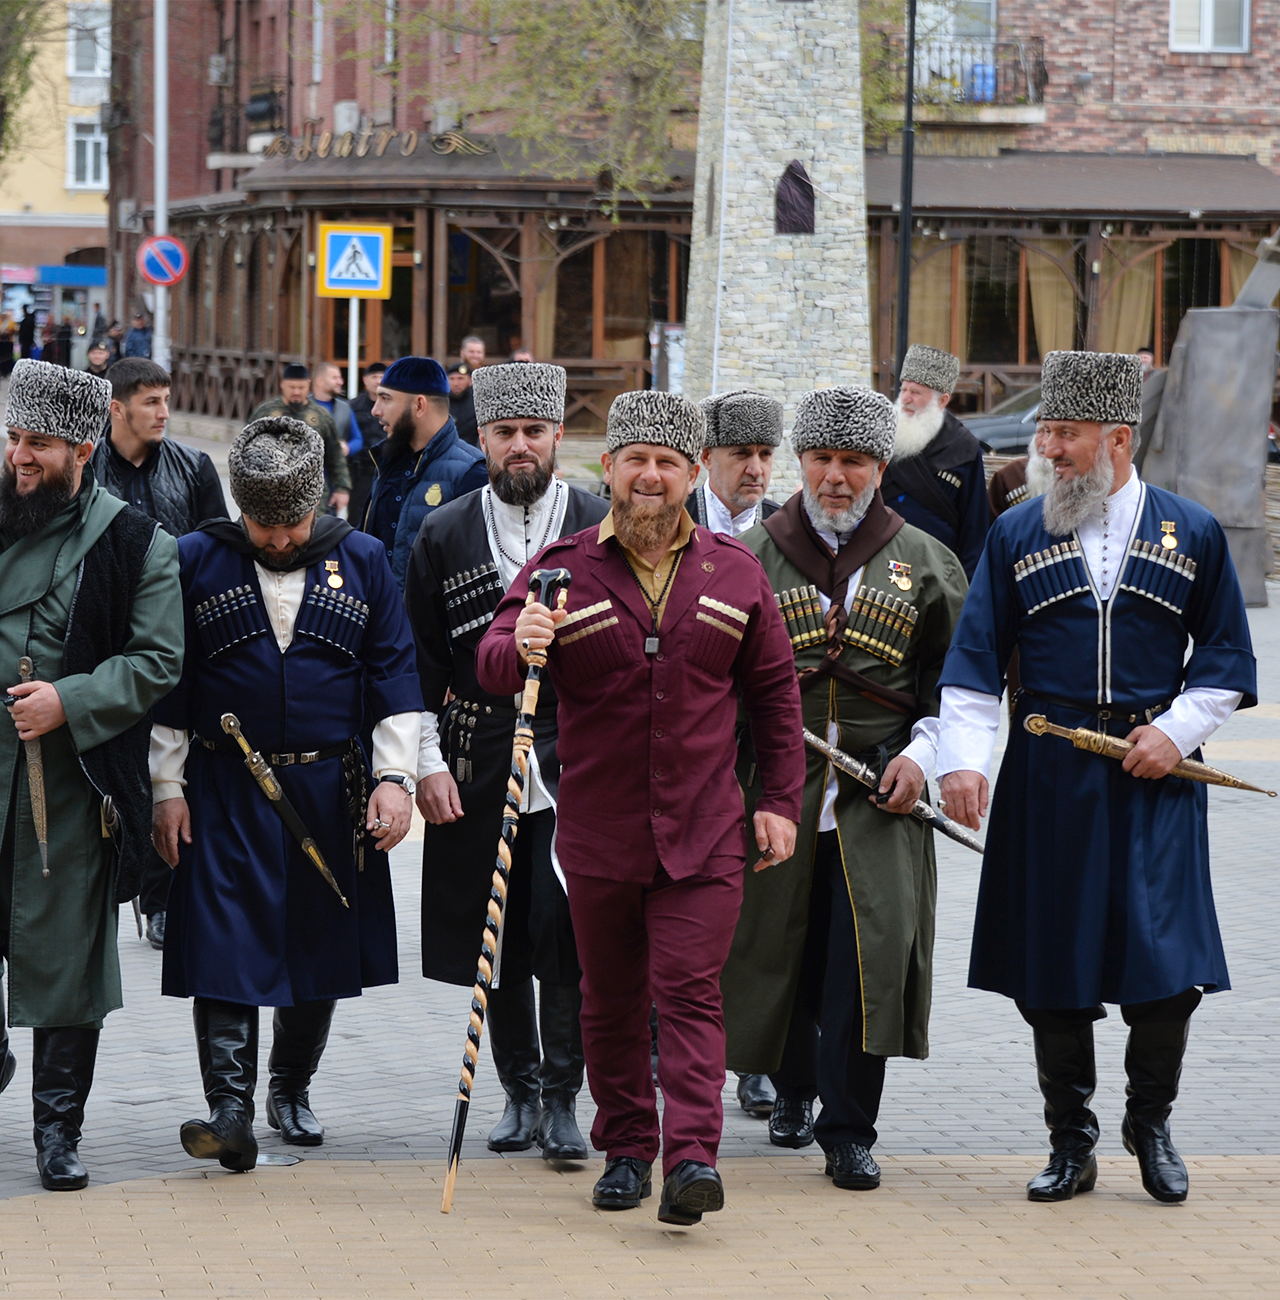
[762,488,917,715]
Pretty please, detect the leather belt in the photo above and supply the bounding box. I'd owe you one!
[195,735,353,766]
[1020,688,1171,726]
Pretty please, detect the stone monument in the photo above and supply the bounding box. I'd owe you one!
[683,0,873,494]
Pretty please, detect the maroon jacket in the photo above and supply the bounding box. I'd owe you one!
[476,519,804,882]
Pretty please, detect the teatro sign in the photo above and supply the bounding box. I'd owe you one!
[263,122,493,164]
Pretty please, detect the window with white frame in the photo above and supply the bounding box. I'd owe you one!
[67,3,111,77]
[311,0,324,83]
[1170,0,1249,51]
[384,0,397,67]
[67,120,108,189]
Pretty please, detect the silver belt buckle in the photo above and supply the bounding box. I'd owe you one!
[299,750,319,764]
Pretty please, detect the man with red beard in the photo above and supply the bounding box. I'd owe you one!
[477,390,804,1226]
[404,363,606,1162]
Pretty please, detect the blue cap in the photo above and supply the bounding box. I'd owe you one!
[380,356,449,397]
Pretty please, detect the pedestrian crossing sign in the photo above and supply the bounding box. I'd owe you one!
[317,223,393,298]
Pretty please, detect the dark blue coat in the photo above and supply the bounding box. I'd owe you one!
[941,481,1257,1009]
[361,418,487,588]
[156,528,423,1007]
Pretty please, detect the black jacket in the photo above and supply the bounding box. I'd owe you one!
[91,435,228,538]
[687,482,781,531]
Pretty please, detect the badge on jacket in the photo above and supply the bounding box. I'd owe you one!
[425,483,443,506]
[888,559,912,591]
[325,559,343,589]
[1161,521,1177,550]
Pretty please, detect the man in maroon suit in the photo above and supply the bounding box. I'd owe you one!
[477,390,804,1226]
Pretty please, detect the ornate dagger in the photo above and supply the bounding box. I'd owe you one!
[803,727,984,853]
[220,713,350,905]
[1024,714,1277,796]
[16,658,49,878]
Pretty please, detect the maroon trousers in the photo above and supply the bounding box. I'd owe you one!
[564,859,743,1178]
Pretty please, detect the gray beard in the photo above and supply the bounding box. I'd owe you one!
[892,398,945,460]
[1041,453,1115,537]
[1024,435,1055,499]
[802,479,876,535]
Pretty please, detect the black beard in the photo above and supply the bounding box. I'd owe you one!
[384,407,418,456]
[613,493,683,555]
[489,455,554,507]
[252,519,316,570]
[0,452,77,537]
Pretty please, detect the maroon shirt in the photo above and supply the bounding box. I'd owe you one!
[476,520,804,882]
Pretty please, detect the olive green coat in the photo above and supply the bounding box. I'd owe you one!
[722,521,967,1065]
[0,484,182,1027]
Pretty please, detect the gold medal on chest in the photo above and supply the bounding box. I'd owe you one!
[888,559,913,591]
[1160,520,1178,550]
[425,483,443,506]
[325,559,343,589]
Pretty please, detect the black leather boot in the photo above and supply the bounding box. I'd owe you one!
[181,999,259,1171]
[267,1000,335,1146]
[32,1026,99,1191]
[1026,1022,1100,1202]
[0,989,16,1096]
[535,982,587,1161]
[486,976,542,1152]
[1121,1017,1192,1203]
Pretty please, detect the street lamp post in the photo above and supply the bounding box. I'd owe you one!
[893,0,918,393]
[153,0,170,371]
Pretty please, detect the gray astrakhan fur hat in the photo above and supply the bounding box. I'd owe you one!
[791,386,897,462]
[4,358,111,446]
[472,362,567,428]
[606,390,705,463]
[899,344,961,396]
[699,389,784,449]
[1039,350,1143,427]
[229,416,325,525]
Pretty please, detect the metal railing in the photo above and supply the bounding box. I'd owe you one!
[911,36,1046,107]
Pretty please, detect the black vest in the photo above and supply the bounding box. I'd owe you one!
[91,436,207,539]
[64,507,162,904]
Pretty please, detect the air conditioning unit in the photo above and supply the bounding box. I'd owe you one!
[208,54,231,87]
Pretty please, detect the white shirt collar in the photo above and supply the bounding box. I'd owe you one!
[483,478,568,585]
[816,515,863,553]
[703,483,759,537]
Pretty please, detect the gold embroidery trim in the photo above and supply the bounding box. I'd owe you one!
[558,616,620,646]
[560,599,614,628]
[698,595,749,625]
[696,611,745,641]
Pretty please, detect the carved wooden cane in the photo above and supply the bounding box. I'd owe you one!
[441,566,571,1214]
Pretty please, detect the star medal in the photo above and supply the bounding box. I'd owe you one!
[888,559,913,592]
[325,559,343,589]
[1160,521,1178,551]
[425,483,443,506]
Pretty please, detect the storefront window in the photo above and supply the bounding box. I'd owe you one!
[1162,239,1220,359]
[382,264,413,361]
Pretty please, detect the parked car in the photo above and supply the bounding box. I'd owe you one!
[966,383,1040,454]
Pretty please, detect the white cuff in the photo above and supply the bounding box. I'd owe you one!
[936,686,1003,780]
[1150,688,1243,759]
[149,724,189,803]
[372,711,421,779]
[899,715,939,781]
[416,710,450,781]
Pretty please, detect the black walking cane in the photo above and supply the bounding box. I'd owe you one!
[441,567,571,1214]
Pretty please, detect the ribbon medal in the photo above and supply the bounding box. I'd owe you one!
[1160,521,1178,551]
[325,559,344,589]
[888,560,913,592]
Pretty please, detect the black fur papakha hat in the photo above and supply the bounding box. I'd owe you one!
[4,359,111,445]
[899,344,961,396]
[791,386,897,461]
[699,389,784,448]
[230,416,325,525]
[1039,350,1143,427]
[472,362,566,428]
[606,390,705,463]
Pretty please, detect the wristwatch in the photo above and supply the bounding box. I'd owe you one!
[378,774,417,797]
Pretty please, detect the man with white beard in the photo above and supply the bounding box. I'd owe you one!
[721,386,967,1190]
[936,350,1255,1207]
[881,345,988,578]
[987,428,1055,520]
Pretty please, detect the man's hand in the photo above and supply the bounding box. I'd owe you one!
[1122,724,1182,780]
[938,770,988,831]
[417,771,464,825]
[152,797,191,868]
[6,680,66,740]
[514,600,567,663]
[752,811,798,872]
[367,781,412,852]
[873,755,924,815]
[329,489,350,512]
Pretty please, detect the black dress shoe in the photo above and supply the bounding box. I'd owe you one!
[146,911,166,950]
[488,1091,541,1152]
[768,1096,815,1148]
[180,1105,258,1171]
[0,1048,15,1096]
[824,1142,881,1190]
[1026,1145,1098,1202]
[1121,1113,1188,1203]
[658,1160,724,1226]
[267,1087,324,1146]
[36,1137,89,1191]
[592,1156,652,1209]
[537,1092,588,1162]
[735,1073,777,1119]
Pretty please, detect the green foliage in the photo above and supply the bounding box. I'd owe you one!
[0,0,53,165]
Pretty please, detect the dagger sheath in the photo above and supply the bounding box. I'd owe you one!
[16,658,49,877]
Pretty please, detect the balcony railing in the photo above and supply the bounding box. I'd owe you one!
[912,36,1046,107]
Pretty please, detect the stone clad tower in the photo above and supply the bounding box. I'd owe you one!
[683,0,873,470]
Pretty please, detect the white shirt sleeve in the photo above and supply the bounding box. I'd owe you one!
[372,711,422,779]
[150,724,190,803]
[899,715,940,780]
[935,685,1004,780]
[417,710,451,781]
[1150,687,1243,758]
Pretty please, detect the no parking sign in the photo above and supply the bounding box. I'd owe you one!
[137,235,190,287]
